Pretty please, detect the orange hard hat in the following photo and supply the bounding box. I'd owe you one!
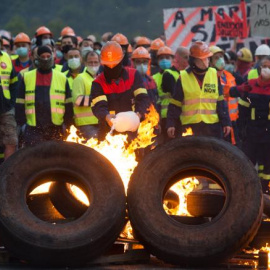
[136,36,151,47]
[190,41,213,59]
[35,26,52,37]
[131,46,150,60]
[111,33,129,46]
[77,36,83,44]
[127,44,133,53]
[100,41,124,68]
[14,32,31,44]
[151,38,165,51]
[157,46,174,57]
[61,26,75,37]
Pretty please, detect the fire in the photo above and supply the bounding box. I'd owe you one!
[244,243,270,268]
[182,127,193,137]
[67,105,159,192]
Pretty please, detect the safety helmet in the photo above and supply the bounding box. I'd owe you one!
[255,44,270,56]
[61,26,75,37]
[111,33,129,46]
[14,32,31,44]
[209,45,224,55]
[127,44,133,53]
[237,47,253,63]
[136,36,151,47]
[35,26,52,37]
[190,41,213,59]
[2,38,9,47]
[150,38,165,51]
[157,46,174,57]
[131,46,150,60]
[100,41,124,68]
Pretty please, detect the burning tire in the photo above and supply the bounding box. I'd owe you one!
[263,194,270,217]
[0,141,126,267]
[49,182,88,219]
[127,137,263,266]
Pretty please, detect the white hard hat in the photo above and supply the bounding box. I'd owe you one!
[111,111,140,133]
[255,44,270,56]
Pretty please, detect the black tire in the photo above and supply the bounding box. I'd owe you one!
[263,194,270,217]
[49,182,88,219]
[163,190,179,210]
[0,141,126,267]
[249,220,270,249]
[127,137,263,266]
[27,193,65,222]
[187,190,225,217]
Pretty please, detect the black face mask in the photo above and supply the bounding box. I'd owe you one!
[151,51,158,65]
[61,44,73,54]
[35,55,54,71]
[104,61,123,80]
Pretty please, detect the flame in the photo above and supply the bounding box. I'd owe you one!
[244,243,270,268]
[182,127,193,137]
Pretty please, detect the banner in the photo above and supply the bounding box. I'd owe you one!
[163,3,270,53]
[250,0,270,37]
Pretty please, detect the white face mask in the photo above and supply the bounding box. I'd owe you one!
[68,58,81,70]
[261,67,270,80]
[42,39,51,46]
[81,47,93,58]
[87,65,99,75]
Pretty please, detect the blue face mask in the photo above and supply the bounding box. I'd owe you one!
[56,50,63,59]
[16,47,28,57]
[136,64,148,75]
[95,49,101,55]
[224,64,234,73]
[215,57,225,70]
[159,59,171,70]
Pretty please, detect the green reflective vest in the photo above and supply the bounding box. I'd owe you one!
[247,68,259,80]
[0,51,14,100]
[24,69,67,126]
[180,68,220,125]
[153,71,171,119]
[72,71,98,126]
[165,69,179,82]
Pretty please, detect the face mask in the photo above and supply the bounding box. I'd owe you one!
[136,64,148,75]
[215,57,225,70]
[81,47,93,58]
[104,61,123,80]
[261,67,270,80]
[95,49,101,55]
[61,44,73,54]
[224,64,235,73]
[56,50,63,59]
[87,65,99,75]
[68,58,81,70]
[16,47,28,57]
[42,39,51,46]
[35,55,54,71]
[159,59,171,70]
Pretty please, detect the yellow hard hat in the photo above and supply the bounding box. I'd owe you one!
[209,45,224,55]
[237,47,253,63]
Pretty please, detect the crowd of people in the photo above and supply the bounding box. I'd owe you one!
[0,25,270,195]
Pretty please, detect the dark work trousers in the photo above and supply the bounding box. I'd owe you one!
[242,139,270,194]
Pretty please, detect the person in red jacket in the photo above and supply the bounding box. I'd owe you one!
[90,41,151,141]
[230,56,270,195]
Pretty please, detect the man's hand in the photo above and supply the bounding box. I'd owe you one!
[105,114,116,127]
[167,127,176,138]
[223,126,231,137]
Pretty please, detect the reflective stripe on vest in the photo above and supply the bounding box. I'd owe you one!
[248,69,259,80]
[153,71,171,119]
[73,72,98,126]
[24,69,67,126]
[221,70,238,121]
[0,52,13,100]
[180,68,219,125]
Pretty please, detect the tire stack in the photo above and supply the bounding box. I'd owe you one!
[0,138,264,267]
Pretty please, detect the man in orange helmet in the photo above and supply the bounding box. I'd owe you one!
[12,32,32,73]
[111,33,131,67]
[150,38,165,75]
[90,41,151,141]
[61,26,75,37]
[34,26,53,46]
[167,41,231,139]
[135,36,151,50]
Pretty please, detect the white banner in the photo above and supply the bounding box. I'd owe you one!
[250,0,270,37]
[163,3,269,53]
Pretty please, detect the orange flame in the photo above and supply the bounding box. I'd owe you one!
[182,127,193,137]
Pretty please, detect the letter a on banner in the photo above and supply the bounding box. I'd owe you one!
[215,0,248,39]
